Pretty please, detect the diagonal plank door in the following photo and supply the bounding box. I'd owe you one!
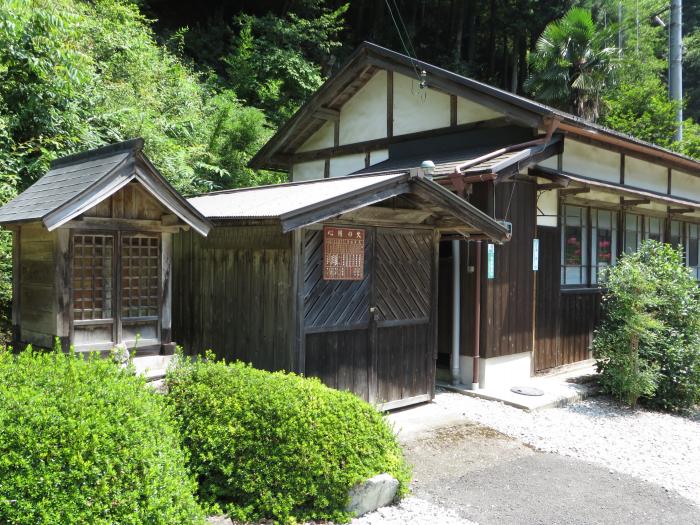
[303,226,436,408]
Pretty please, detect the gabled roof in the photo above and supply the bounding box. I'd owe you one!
[0,139,211,236]
[250,42,700,176]
[188,173,510,242]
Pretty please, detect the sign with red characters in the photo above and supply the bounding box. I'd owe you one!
[323,226,365,280]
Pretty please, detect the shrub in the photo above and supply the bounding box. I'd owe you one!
[165,354,411,523]
[0,347,205,525]
[593,241,700,410]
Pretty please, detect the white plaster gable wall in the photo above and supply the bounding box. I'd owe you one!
[297,120,334,152]
[625,157,668,194]
[537,189,558,227]
[370,149,389,165]
[292,160,325,181]
[339,70,387,145]
[330,154,366,178]
[393,73,450,135]
[563,139,620,183]
[457,96,502,124]
[671,170,700,202]
[537,155,559,170]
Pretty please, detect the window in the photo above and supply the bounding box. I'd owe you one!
[689,224,700,280]
[591,209,617,284]
[670,220,685,251]
[645,216,664,242]
[561,205,588,285]
[624,213,643,254]
[121,235,160,344]
[73,234,114,321]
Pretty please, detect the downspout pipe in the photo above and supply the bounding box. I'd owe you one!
[472,240,482,390]
[451,240,461,385]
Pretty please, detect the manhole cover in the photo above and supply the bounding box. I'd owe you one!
[510,386,545,396]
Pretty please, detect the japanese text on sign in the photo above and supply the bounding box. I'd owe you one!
[323,226,365,280]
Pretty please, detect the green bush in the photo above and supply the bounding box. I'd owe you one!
[0,347,205,524]
[593,241,700,410]
[165,354,411,524]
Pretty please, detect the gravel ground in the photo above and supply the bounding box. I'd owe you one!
[431,391,700,506]
[351,496,475,525]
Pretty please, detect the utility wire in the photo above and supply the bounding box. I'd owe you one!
[384,0,422,81]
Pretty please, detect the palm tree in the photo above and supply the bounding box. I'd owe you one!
[525,7,619,122]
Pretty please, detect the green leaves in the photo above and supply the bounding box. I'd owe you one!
[593,241,700,411]
[526,7,619,122]
[165,354,411,523]
[0,347,205,524]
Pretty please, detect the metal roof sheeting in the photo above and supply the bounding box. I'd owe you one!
[350,146,529,177]
[188,173,406,219]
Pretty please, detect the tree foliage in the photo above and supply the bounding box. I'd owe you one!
[525,7,619,121]
[593,241,700,411]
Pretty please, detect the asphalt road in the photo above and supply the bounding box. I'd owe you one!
[404,421,700,525]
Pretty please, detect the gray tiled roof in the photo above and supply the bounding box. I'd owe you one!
[0,142,135,224]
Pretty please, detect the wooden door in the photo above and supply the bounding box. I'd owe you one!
[303,226,436,409]
[373,228,435,409]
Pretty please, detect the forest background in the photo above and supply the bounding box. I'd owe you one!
[0,0,699,330]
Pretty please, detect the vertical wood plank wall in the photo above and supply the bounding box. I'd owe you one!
[172,225,296,372]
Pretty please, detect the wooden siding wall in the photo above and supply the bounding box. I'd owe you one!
[84,182,167,220]
[18,223,57,347]
[458,179,537,359]
[172,225,296,372]
[534,225,602,371]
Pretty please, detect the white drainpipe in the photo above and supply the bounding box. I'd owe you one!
[451,240,461,385]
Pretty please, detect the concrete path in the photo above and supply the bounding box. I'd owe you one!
[403,420,700,525]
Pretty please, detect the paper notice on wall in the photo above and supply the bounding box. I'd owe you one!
[323,226,365,280]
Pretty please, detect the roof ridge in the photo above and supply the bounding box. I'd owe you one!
[50,138,144,169]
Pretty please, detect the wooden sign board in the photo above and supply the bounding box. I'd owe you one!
[323,226,365,280]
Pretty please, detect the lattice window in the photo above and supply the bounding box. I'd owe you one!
[121,235,160,318]
[72,234,114,321]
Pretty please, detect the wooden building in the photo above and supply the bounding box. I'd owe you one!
[0,139,210,355]
[249,42,700,389]
[174,173,509,409]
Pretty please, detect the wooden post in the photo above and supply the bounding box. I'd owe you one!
[55,229,71,351]
[11,228,20,346]
[160,231,174,354]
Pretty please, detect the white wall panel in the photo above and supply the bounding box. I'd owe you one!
[339,71,387,145]
[563,139,620,183]
[457,96,502,124]
[536,155,559,170]
[537,189,558,227]
[297,121,334,152]
[393,73,450,135]
[625,156,667,193]
[370,149,389,165]
[330,154,366,178]
[292,160,325,181]
[671,170,700,202]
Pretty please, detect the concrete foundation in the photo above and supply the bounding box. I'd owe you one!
[459,351,532,390]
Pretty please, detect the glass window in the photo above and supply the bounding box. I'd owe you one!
[624,213,643,254]
[645,216,664,242]
[592,209,617,284]
[689,224,700,280]
[669,220,685,251]
[561,205,588,285]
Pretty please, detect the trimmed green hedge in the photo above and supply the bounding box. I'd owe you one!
[0,348,204,525]
[166,355,411,523]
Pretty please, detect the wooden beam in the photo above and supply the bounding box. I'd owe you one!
[62,217,187,233]
[450,95,458,127]
[621,198,651,207]
[387,70,393,138]
[668,207,695,214]
[312,107,340,121]
[11,228,20,344]
[281,117,512,165]
[529,167,570,187]
[559,187,590,196]
[160,232,173,351]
